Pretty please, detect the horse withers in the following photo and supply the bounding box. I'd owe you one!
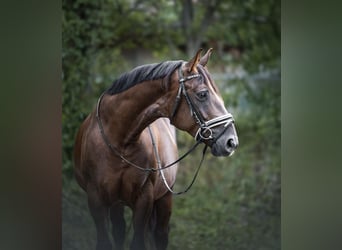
[73,48,238,250]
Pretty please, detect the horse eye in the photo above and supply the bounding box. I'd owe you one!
[196,90,209,101]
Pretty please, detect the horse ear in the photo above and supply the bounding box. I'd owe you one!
[199,48,213,67]
[185,48,203,73]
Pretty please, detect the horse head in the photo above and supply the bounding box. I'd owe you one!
[169,48,238,156]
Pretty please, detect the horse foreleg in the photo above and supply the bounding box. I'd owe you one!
[152,192,173,250]
[130,182,154,250]
[110,203,126,250]
[87,188,112,250]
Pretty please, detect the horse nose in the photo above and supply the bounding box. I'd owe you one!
[227,138,238,150]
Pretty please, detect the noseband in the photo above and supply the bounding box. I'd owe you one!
[171,64,235,142]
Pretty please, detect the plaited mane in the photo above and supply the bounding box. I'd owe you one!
[106,60,183,95]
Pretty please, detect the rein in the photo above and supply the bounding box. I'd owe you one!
[148,125,208,195]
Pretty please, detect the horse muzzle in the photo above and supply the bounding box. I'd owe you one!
[211,129,239,156]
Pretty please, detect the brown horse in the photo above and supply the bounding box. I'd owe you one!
[73,48,238,250]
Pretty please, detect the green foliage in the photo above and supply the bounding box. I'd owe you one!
[62,0,280,249]
[169,75,280,249]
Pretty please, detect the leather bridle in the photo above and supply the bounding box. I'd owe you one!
[170,64,235,143]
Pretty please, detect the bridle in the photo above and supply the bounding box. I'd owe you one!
[170,63,235,143]
[95,63,235,194]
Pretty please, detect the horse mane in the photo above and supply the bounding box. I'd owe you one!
[106,60,184,95]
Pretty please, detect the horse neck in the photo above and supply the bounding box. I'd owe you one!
[100,79,169,147]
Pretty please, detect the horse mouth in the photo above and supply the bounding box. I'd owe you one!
[211,146,235,157]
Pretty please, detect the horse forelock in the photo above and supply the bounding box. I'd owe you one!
[106,60,184,95]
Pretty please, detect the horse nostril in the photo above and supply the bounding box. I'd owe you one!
[227,139,237,149]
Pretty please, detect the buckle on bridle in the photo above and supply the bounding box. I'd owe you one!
[197,126,213,140]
